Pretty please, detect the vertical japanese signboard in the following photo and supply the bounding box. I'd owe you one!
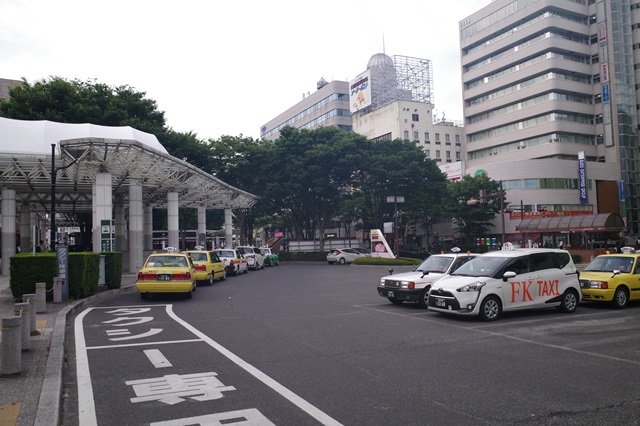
[578,151,588,204]
[101,219,115,252]
[56,244,69,301]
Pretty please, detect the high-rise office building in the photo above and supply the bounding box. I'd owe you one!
[460,0,640,237]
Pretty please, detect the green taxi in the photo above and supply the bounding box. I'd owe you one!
[259,247,279,266]
[579,250,640,308]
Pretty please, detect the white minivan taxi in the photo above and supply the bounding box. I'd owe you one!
[428,247,581,321]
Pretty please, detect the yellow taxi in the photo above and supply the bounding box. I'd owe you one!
[579,249,640,308]
[136,252,197,300]
[185,250,227,285]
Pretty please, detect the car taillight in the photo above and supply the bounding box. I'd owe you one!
[137,273,156,281]
[172,272,192,280]
[230,259,238,265]
[193,265,206,271]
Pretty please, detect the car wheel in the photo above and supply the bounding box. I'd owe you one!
[185,289,193,299]
[611,287,629,309]
[418,287,430,308]
[244,266,249,274]
[479,296,501,321]
[140,293,148,300]
[389,298,404,305]
[328,261,335,265]
[559,289,578,313]
[338,258,346,265]
[220,269,226,281]
[209,273,215,286]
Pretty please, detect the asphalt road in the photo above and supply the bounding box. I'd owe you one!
[63,263,640,425]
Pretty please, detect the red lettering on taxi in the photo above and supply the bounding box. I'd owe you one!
[511,281,534,302]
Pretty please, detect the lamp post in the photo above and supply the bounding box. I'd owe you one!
[386,196,404,255]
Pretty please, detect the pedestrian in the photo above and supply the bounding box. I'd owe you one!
[558,239,565,249]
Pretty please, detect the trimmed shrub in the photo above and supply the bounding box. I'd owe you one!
[103,252,123,289]
[68,252,101,299]
[571,253,582,264]
[353,257,422,266]
[9,253,56,300]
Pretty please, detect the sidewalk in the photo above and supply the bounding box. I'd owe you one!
[0,273,137,426]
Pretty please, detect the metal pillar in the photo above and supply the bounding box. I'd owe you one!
[115,197,127,251]
[129,181,143,273]
[167,192,179,249]
[144,205,153,251]
[1,188,16,276]
[197,206,206,248]
[20,203,31,253]
[92,173,113,253]
[224,209,233,248]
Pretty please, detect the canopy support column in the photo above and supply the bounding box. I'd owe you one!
[144,206,153,251]
[1,188,16,276]
[198,206,206,249]
[167,192,179,249]
[19,203,31,253]
[93,173,112,253]
[225,208,233,248]
[129,181,143,273]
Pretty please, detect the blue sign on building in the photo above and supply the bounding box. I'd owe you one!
[620,181,626,202]
[602,83,610,103]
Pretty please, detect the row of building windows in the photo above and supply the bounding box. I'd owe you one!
[300,109,351,130]
[261,93,349,138]
[468,92,593,125]
[460,0,542,41]
[469,112,593,142]
[466,30,590,73]
[468,70,591,106]
[424,149,461,162]
[403,130,462,144]
[468,133,595,160]
[503,177,593,191]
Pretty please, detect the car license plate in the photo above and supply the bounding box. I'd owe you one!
[435,298,446,307]
[387,291,394,298]
[157,274,171,281]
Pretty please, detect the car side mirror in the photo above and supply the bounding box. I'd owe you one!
[502,271,517,282]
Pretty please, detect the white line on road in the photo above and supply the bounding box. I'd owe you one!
[165,305,344,426]
[75,308,98,426]
[144,349,173,368]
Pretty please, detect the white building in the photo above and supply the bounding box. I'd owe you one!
[460,0,640,243]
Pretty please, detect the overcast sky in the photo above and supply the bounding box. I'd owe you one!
[1,0,490,141]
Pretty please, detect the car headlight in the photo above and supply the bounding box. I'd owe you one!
[379,278,385,286]
[589,280,608,289]
[457,282,486,292]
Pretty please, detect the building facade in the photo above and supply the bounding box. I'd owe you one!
[0,78,22,100]
[260,79,352,141]
[460,0,640,242]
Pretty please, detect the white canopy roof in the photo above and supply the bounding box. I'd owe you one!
[0,117,258,214]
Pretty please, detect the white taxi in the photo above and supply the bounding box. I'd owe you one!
[377,249,478,307]
[428,246,581,321]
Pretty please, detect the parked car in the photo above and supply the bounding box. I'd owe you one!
[428,247,581,321]
[214,248,249,276]
[236,246,265,270]
[578,250,640,308]
[398,245,430,259]
[377,250,478,307]
[185,250,226,285]
[327,248,369,265]
[353,247,371,255]
[136,252,197,300]
[259,247,280,266]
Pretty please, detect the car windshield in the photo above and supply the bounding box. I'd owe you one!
[415,256,454,273]
[450,256,507,278]
[146,256,188,268]
[216,250,236,257]
[188,253,208,262]
[260,249,270,255]
[583,256,634,273]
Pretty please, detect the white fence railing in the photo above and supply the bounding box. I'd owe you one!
[286,239,361,252]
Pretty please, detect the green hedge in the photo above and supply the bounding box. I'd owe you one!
[9,252,121,300]
[353,257,422,266]
[278,251,328,261]
[103,252,123,289]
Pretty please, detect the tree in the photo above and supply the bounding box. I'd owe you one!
[446,175,505,244]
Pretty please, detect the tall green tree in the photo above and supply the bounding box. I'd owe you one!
[447,175,505,244]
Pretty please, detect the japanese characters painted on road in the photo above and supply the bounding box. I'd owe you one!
[370,229,395,258]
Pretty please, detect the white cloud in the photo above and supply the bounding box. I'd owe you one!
[0,0,490,139]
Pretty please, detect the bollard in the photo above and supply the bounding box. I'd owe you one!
[23,293,37,335]
[14,302,30,351]
[36,282,47,313]
[53,277,62,303]
[1,316,22,375]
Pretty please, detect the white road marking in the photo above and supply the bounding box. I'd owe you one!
[76,304,343,426]
[144,349,173,368]
[166,305,344,426]
[87,339,202,350]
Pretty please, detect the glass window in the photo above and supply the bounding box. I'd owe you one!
[425,132,430,141]
[404,130,409,140]
[414,131,419,141]
[412,114,419,121]
[435,133,440,142]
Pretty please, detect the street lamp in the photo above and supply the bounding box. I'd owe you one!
[386,196,404,255]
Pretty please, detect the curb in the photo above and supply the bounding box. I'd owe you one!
[34,285,137,426]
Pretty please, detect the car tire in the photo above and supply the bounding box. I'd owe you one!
[140,293,148,300]
[209,273,215,286]
[389,298,404,305]
[338,258,346,265]
[185,289,193,299]
[611,287,629,309]
[479,296,501,321]
[418,287,430,308]
[220,269,226,281]
[559,289,579,313]
[328,261,335,265]
[244,266,249,274]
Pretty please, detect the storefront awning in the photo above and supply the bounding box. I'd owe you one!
[518,213,625,233]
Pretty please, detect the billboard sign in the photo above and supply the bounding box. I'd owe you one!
[578,151,588,204]
[349,70,371,113]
